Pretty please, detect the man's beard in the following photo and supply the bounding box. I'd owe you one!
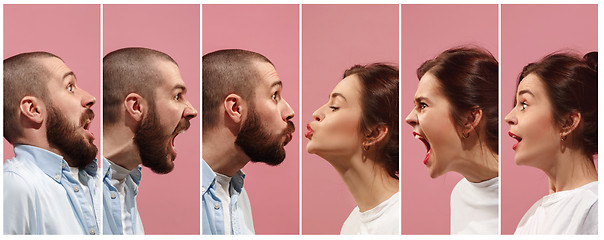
[235,108,295,166]
[46,105,98,169]
[134,104,190,174]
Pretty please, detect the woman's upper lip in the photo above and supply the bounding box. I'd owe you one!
[509,131,522,141]
[307,123,313,132]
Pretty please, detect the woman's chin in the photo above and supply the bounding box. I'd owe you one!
[306,143,316,154]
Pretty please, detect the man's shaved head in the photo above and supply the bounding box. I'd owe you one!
[103,47,178,124]
[202,49,273,129]
[3,52,61,143]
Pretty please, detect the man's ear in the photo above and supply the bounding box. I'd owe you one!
[224,93,246,124]
[19,96,44,124]
[364,124,389,147]
[560,111,581,138]
[124,93,146,122]
[462,106,483,136]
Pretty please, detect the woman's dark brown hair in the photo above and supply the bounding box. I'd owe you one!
[344,63,399,179]
[417,47,499,154]
[518,51,597,158]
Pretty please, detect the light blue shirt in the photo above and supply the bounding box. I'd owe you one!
[102,157,144,234]
[202,159,254,235]
[3,144,100,235]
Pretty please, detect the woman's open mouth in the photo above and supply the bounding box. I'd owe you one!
[413,132,431,165]
[509,131,522,151]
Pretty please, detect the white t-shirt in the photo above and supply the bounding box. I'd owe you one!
[340,192,400,235]
[450,177,499,234]
[515,181,598,235]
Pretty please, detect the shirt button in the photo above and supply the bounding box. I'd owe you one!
[214,203,220,209]
[55,174,60,180]
[111,192,116,199]
[74,186,80,192]
[89,229,96,235]
[201,187,206,192]
[62,162,66,168]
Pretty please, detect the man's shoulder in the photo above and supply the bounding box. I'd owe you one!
[4,157,54,194]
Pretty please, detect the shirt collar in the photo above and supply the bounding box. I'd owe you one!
[14,144,98,183]
[202,158,246,194]
[102,156,142,185]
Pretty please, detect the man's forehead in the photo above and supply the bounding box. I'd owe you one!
[38,56,73,81]
[156,60,186,89]
[252,61,279,86]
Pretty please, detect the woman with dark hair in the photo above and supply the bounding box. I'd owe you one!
[505,52,598,234]
[306,63,399,234]
[405,47,499,234]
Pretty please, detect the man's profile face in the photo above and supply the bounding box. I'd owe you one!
[42,57,97,168]
[134,60,198,174]
[235,61,295,165]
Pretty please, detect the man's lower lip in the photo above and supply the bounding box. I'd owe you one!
[83,129,94,140]
[512,142,519,150]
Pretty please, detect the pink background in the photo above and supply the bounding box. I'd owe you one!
[3,5,101,164]
[302,5,399,234]
[103,4,200,234]
[401,5,498,234]
[202,5,300,234]
[500,4,598,234]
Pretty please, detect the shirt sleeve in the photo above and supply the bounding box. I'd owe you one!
[3,171,39,234]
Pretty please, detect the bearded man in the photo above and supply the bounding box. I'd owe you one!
[202,49,295,235]
[3,52,100,235]
[102,47,198,234]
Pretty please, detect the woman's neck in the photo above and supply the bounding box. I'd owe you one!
[327,152,399,212]
[544,148,597,193]
[453,144,499,183]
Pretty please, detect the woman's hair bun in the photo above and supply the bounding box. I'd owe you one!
[583,51,597,72]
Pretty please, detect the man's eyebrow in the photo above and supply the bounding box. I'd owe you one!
[63,71,76,81]
[330,92,347,102]
[174,84,187,93]
[271,81,283,88]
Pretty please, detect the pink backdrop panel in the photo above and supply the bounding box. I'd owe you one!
[401,4,498,234]
[202,4,300,235]
[103,4,200,234]
[302,4,399,234]
[500,4,597,235]
[3,5,101,163]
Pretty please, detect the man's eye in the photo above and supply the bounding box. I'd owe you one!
[67,84,74,93]
[272,92,281,102]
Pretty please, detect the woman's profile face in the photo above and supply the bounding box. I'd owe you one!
[505,73,561,169]
[306,74,364,161]
[405,72,464,178]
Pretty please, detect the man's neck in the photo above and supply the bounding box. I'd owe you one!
[203,128,250,177]
[103,125,141,171]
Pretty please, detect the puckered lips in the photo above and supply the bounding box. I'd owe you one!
[509,131,522,151]
[305,123,314,139]
[413,132,431,165]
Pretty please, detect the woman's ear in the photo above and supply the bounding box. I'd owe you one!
[124,93,145,122]
[19,96,44,124]
[560,111,581,139]
[462,106,483,137]
[364,124,389,147]
[224,93,246,124]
